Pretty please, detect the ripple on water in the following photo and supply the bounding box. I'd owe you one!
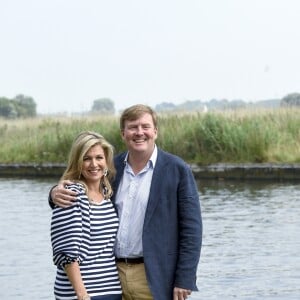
[1,178,300,300]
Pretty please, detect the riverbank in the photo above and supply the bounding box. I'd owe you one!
[1,163,299,181]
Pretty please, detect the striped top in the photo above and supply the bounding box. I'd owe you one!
[51,183,121,300]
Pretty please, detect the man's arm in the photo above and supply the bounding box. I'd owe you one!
[48,180,77,208]
[174,163,202,292]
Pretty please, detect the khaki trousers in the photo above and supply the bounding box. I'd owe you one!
[117,262,153,300]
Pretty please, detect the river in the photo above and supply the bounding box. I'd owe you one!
[0,178,299,299]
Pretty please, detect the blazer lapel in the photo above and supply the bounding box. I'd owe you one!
[143,150,165,229]
[112,153,127,203]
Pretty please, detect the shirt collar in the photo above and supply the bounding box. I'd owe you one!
[123,145,157,168]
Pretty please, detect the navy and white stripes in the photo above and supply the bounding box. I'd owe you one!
[51,183,121,300]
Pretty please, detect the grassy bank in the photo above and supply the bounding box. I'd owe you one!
[1,107,299,164]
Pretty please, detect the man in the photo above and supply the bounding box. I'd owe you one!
[49,104,202,300]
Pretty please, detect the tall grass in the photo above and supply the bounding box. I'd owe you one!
[0,108,299,164]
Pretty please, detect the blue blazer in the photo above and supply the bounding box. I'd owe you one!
[112,148,202,300]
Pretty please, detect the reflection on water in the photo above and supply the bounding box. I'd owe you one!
[0,178,299,299]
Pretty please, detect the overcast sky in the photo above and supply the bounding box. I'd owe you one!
[1,0,300,114]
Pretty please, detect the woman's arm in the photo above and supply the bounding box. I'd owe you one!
[51,184,92,300]
[64,262,90,300]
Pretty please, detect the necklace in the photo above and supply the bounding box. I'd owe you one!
[89,198,103,205]
[88,189,104,205]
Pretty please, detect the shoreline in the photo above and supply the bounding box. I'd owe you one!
[0,163,300,181]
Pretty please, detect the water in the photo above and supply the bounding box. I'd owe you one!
[0,178,299,299]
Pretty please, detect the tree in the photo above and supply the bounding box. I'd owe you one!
[12,94,37,117]
[280,93,300,107]
[0,97,17,118]
[91,98,115,114]
[0,94,37,118]
[155,102,176,112]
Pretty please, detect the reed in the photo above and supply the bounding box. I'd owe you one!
[0,108,299,164]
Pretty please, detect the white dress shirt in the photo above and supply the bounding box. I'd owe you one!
[115,146,157,258]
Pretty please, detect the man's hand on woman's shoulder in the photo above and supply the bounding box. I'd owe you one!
[51,180,77,208]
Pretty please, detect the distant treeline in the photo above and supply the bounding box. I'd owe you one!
[155,92,300,112]
[1,92,300,119]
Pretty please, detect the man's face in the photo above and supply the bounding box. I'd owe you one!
[121,113,158,154]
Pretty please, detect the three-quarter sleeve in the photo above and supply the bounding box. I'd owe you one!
[51,184,91,267]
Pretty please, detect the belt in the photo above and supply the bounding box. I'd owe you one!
[116,257,144,264]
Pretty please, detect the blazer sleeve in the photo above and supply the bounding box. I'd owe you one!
[174,162,202,290]
[48,185,57,209]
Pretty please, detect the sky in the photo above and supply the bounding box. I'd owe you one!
[1,0,300,114]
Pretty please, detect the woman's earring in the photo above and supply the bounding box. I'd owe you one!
[104,169,108,177]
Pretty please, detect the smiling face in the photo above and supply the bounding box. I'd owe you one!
[81,144,107,184]
[121,112,158,156]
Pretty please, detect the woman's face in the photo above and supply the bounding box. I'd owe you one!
[81,144,107,183]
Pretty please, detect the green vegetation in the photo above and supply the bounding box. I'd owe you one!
[0,108,299,164]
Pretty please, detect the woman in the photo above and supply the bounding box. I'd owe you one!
[51,131,122,300]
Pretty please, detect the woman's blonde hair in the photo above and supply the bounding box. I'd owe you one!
[61,131,116,199]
